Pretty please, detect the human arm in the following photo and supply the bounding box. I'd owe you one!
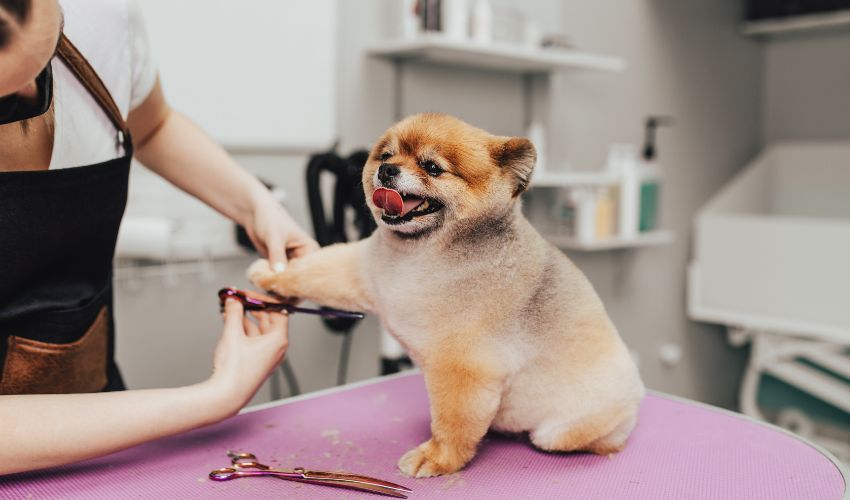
[126,79,319,268]
[0,299,287,476]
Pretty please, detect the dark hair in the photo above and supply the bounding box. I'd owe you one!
[0,0,31,49]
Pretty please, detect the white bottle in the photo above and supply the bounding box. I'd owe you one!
[442,0,469,40]
[470,0,493,44]
[569,188,597,244]
[522,18,541,48]
[525,121,546,177]
[399,0,420,40]
[608,144,639,239]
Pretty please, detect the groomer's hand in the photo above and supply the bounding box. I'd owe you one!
[207,298,289,414]
[247,196,320,273]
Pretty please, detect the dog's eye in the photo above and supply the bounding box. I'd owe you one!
[380,151,393,161]
[421,160,443,177]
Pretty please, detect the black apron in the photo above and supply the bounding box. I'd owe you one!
[0,35,132,394]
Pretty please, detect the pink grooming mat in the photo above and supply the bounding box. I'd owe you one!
[1,372,845,499]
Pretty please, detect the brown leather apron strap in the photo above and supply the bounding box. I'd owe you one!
[56,33,129,138]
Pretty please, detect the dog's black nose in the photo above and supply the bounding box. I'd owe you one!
[378,163,400,184]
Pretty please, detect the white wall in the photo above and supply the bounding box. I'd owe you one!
[138,0,337,149]
[761,29,850,144]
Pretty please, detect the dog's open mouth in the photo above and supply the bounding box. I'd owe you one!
[373,187,443,224]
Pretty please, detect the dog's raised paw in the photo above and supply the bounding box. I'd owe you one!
[247,258,280,292]
[246,258,270,282]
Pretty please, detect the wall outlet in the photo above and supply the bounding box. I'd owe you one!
[659,343,682,367]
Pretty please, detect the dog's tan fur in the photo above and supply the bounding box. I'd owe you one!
[249,113,644,477]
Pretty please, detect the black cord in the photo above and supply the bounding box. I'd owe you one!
[303,149,376,387]
[337,331,353,386]
[280,358,301,396]
[268,365,283,400]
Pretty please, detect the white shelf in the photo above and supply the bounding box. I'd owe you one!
[742,9,850,36]
[547,230,674,251]
[531,167,661,188]
[369,35,626,74]
[531,171,619,188]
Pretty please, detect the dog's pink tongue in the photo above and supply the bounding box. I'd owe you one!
[373,188,425,217]
[373,188,404,215]
[401,197,424,216]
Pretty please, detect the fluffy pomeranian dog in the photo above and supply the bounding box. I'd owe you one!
[249,113,644,477]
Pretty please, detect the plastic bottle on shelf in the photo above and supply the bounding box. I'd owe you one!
[421,0,442,32]
[526,121,546,177]
[569,188,597,244]
[441,0,469,40]
[595,187,616,240]
[638,162,661,232]
[399,0,420,40]
[607,144,639,239]
[522,18,542,48]
[470,0,493,44]
[554,189,576,237]
[639,116,671,232]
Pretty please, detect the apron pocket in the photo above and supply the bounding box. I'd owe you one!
[0,307,109,395]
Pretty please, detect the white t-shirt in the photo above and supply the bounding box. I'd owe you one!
[50,0,157,169]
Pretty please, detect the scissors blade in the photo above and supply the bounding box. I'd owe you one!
[296,477,409,498]
[301,470,412,494]
[218,287,365,319]
[281,304,366,320]
[210,469,409,498]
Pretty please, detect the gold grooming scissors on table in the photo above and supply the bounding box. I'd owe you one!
[209,451,413,498]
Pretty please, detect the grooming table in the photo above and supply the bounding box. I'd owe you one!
[2,372,846,499]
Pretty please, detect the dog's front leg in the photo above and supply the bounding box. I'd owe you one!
[399,357,503,477]
[247,241,373,312]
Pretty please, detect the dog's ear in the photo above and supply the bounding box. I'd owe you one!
[490,137,537,197]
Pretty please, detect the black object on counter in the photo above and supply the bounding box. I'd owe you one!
[745,0,850,21]
[642,116,673,162]
[305,147,377,385]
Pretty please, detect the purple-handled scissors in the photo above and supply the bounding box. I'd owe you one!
[209,451,412,498]
[218,287,365,320]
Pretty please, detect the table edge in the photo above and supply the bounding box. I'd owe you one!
[243,372,848,499]
[648,389,849,499]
